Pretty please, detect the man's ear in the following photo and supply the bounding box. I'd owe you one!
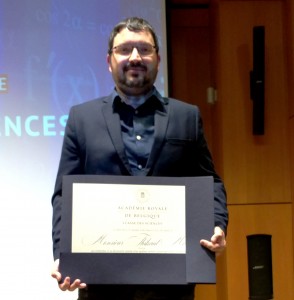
[157,54,161,71]
[107,54,112,73]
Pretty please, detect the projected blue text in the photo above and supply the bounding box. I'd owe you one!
[0,115,68,137]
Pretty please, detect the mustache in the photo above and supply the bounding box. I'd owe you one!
[124,61,147,71]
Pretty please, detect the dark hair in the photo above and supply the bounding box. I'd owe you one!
[108,17,159,54]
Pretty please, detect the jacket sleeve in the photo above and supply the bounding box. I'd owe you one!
[51,107,84,260]
[195,110,228,233]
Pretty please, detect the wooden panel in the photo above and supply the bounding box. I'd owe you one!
[170,8,209,27]
[289,117,294,246]
[169,9,215,151]
[194,285,216,299]
[218,0,283,2]
[171,0,210,5]
[216,1,291,204]
[289,117,294,282]
[285,0,294,117]
[226,203,294,300]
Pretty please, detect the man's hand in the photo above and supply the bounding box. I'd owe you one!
[200,226,227,255]
[51,259,87,291]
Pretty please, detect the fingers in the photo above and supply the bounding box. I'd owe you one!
[58,277,87,292]
[51,259,87,292]
[200,239,222,253]
[200,226,227,254]
[212,226,225,242]
[199,239,226,254]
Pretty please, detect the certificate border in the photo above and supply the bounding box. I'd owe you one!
[60,175,215,285]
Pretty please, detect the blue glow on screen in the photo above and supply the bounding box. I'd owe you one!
[0,0,166,137]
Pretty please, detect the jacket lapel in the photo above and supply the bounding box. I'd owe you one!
[145,103,169,175]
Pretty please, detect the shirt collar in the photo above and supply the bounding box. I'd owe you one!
[111,86,166,113]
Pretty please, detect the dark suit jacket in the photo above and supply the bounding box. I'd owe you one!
[52,93,228,260]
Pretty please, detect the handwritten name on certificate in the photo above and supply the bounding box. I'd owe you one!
[71,183,186,254]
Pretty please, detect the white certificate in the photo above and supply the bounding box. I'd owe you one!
[72,183,186,254]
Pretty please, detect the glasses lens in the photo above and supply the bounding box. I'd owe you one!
[115,44,132,55]
[137,44,153,56]
[113,43,154,56]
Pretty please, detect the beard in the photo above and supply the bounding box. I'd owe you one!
[121,77,149,89]
[119,61,155,89]
[123,64,146,87]
[109,58,159,96]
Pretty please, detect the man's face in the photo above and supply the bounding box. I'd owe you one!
[107,28,160,97]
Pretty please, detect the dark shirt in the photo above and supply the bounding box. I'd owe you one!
[112,89,166,175]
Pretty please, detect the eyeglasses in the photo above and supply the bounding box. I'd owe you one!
[111,43,156,57]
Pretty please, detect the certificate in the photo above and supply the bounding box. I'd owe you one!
[72,183,186,254]
[60,175,215,285]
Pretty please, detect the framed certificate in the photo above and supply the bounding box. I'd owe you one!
[60,175,215,284]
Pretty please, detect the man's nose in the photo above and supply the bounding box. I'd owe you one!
[129,47,142,60]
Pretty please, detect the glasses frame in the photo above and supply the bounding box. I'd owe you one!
[110,43,157,57]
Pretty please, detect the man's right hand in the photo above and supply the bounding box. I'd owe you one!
[51,259,87,291]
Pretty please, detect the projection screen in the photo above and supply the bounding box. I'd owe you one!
[0,1,168,298]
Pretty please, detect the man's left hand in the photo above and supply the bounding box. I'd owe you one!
[200,226,226,255]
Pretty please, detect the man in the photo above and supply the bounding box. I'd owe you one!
[51,17,228,300]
